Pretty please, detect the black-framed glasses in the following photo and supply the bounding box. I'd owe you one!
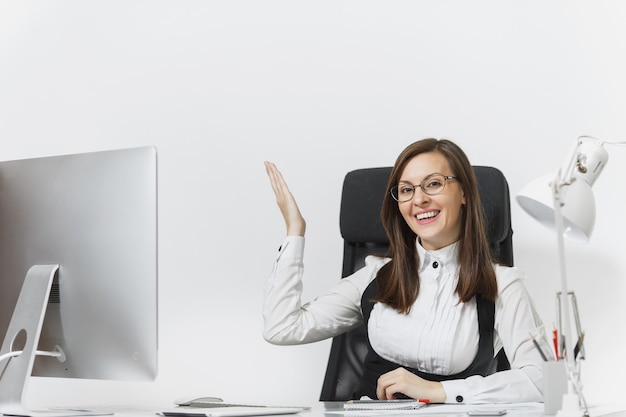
[390,173,458,202]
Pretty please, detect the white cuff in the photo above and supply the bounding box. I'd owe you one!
[276,236,305,260]
[441,379,473,404]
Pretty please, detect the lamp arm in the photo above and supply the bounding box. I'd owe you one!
[552,175,589,415]
[551,173,575,368]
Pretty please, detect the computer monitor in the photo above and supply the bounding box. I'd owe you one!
[0,147,158,416]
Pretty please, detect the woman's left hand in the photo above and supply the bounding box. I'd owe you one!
[376,368,446,403]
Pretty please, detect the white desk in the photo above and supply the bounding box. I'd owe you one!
[321,402,626,417]
[78,402,626,417]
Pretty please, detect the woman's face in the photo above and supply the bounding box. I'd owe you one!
[397,152,465,251]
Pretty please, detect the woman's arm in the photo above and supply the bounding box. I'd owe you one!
[262,236,376,344]
[262,161,380,344]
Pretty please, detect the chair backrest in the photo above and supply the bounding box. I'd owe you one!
[319,166,513,401]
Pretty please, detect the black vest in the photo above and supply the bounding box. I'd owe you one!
[354,279,498,400]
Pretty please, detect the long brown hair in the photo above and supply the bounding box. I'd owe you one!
[374,138,497,313]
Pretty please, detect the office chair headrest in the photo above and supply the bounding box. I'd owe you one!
[340,167,391,244]
[472,165,512,249]
[339,166,512,248]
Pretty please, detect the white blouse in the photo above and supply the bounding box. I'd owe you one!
[369,242,478,375]
[263,236,552,404]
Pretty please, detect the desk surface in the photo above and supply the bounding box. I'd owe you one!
[72,402,626,417]
[322,402,626,417]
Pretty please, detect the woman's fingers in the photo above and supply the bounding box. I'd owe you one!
[264,161,306,236]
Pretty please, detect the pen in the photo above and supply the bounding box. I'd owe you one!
[530,333,548,362]
[574,332,586,360]
[552,327,559,360]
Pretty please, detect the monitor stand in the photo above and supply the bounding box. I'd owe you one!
[0,265,109,417]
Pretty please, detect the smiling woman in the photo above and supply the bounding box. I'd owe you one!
[394,152,465,252]
[263,138,553,405]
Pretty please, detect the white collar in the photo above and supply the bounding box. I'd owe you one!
[416,238,459,272]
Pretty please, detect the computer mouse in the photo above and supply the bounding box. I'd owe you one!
[174,396,224,406]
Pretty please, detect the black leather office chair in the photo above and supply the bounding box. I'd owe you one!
[319,166,513,401]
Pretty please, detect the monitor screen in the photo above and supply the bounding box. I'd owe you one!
[0,147,158,411]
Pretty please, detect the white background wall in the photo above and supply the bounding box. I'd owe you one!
[1,0,625,410]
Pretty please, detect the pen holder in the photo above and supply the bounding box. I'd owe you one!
[543,361,568,415]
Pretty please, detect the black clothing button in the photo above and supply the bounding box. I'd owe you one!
[456,395,463,403]
[432,261,439,269]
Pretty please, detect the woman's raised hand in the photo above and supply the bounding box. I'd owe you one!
[264,161,306,236]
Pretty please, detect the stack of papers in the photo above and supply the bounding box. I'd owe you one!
[323,401,546,416]
[343,400,427,411]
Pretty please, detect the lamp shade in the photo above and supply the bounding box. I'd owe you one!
[516,173,595,244]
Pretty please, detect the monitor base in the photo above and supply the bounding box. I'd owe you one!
[0,265,66,417]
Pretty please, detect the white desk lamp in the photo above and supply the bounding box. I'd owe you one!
[516,135,625,417]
